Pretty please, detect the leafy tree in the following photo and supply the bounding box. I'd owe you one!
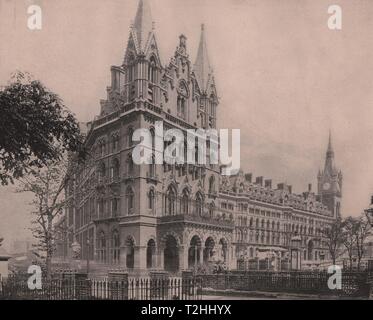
[322,217,345,265]
[0,72,84,185]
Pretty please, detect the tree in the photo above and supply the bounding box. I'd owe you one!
[342,216,358,270]
[322,218,345,265]
[354,215,371,271]
[17,157,73,279]
[0,72,84,185]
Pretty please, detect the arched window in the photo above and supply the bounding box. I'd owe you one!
[111,230,120,264]
[128,127,134,147]
[148,56,157,84]
[208,176,215,195]
[127,154,134,175]
[195,192,203,216]
[209,203,215,218]
[111,198,119,217]
[111,158,120,180]
[97,231,107,263]
[128,54,135,82]
[146,239,156,269]
[166,186,176,216]
[99,163,106,180]
[126,237,135,269]
[181,189,189,215]
[127,187,134,215]
[150,127,155,150]
[148,188,155,212]
[149,155,156,178]
[112,135,119,153]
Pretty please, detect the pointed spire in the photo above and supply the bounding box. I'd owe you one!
[133,0,154,52]
[324,131,335,174]
[327,130,333,154]
[194,24,212,92]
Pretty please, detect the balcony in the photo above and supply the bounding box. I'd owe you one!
[160,212,234,229]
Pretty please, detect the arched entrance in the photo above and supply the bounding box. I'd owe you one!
[188,235,202,268]
[164,235,179,272]
[203,237,215,262]
[126,237,135,269]
[307,240,314,261]
[146,239,156,269]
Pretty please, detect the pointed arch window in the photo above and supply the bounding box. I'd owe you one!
[208,176,216,195]
[195,192,204,216]
[127,154,134,175]
[166,186,176,216]
[111,230,120,264]
[148,57,157,84]
[149,155,156,178]
[181,189,189,215]
[148,188,155,212]
[128,127,134,147]
[97,231,107,263]
[127,187,134,215]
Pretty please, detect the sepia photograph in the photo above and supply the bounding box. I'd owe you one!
[0,0,373,307]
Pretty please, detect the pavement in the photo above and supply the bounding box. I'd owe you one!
[201,289,361,300]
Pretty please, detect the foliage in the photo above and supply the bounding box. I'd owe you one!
[0,72,85,185]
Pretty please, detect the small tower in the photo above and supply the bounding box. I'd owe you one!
[317,132,343,217]
[193,24,218,129]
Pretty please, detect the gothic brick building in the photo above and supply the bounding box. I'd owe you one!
[55,0,341,273]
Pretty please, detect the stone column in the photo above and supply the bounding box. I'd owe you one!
[179,245,189,271]
[200,246,205,265]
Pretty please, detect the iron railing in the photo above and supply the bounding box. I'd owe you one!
[0,276,202,301]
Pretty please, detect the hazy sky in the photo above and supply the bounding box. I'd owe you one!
[1,0,373,247]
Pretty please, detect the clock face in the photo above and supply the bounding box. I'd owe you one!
[323,182,331,190]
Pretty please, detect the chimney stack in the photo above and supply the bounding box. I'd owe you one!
[265,179,272,189]
[245,173,252,183]
[277,183,285,190]
[256,176,263,187]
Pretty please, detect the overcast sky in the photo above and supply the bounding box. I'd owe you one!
[1,0,373,247]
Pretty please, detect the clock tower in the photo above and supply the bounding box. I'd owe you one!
[317,132,343,218]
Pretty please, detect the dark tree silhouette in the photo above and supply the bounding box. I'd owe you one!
[0,72,84,185]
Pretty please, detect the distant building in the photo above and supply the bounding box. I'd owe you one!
[55,0,340,273]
